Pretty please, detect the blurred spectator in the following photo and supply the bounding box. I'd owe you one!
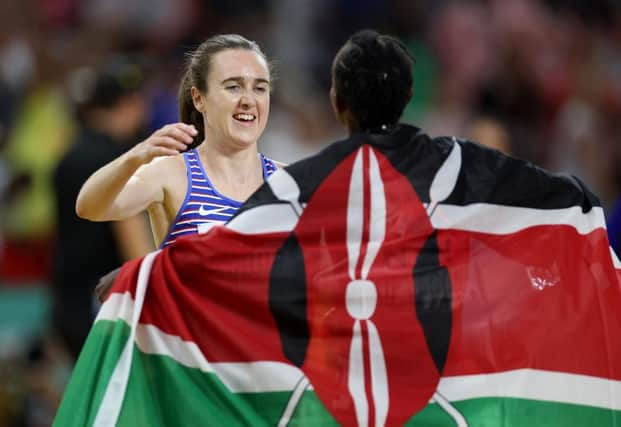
[78,0,198,49]
[423,1,495,138]
[604,124,621,257]
[52,56,154,359]
[261,95,341,164]
[144,53,182,132]
[609,199,621,258]
[466,116,512,155]
[0,30,76,280]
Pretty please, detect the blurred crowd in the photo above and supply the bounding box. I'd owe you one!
[0,0,620,425]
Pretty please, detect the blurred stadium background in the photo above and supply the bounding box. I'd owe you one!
[0,0,619,425]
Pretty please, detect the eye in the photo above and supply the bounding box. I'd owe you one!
[225,84,241,92]
[254,85,269,94]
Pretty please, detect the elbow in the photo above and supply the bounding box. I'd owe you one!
[75,194,99,220]
[75,196,90,219]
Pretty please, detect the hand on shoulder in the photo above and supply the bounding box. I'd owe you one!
[127,123,198,166]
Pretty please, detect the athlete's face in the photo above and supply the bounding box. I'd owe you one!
[192,49,270,149]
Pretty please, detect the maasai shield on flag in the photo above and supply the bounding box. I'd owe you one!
[55,125,621,426]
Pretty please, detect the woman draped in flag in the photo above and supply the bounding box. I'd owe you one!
[75,34,283,249]
[58,29,621,427]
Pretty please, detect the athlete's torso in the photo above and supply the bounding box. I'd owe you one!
[158,149,277,248]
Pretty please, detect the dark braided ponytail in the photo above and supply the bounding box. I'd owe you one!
[332,30,414,132]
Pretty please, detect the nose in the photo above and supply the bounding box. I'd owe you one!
[239,90,256,109]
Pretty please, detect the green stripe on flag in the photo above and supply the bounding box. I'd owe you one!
[116,350,340,426]
[407,397,621,426]
[54,320,129,426]
[118,348,280,426]
[56,319,621,426]
[56,319,339,426]
[283,392,340,426]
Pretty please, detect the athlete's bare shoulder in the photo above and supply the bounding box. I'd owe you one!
[135,152,186,180]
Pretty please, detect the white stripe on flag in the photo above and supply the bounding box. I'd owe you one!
[97,293,621,410]
[346,148,364,281]
[267,168,304,216]
[96,291,134,322]
[427,139,461,217]
[432,204,605,235]
[431,392,468,427]
[211,361,305,393]
[610,247,621,269]
[94,250,160,427]
[227,169,304,235]
[278,376,311,427]
[99,296,621,408]
[97,293,307,393]
[227,204,299,234]
[437,369,621,411]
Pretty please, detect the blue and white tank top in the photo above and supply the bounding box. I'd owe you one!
[160,149,277,248]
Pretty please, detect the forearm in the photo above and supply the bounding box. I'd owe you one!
[76,122,195,221]
[75,151,142,221]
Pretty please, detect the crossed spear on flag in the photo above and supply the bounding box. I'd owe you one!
[267,139,467,427]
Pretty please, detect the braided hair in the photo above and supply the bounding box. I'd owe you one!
[332,30,414,132]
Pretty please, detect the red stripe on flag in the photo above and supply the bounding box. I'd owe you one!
[361,320,375,427]
[440,226,621,380]
[107,257,143,300]
[128,227,291,363]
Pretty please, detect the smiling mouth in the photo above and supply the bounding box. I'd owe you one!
[233,113,256,123]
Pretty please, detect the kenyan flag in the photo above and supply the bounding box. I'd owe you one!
[55,125,621,426]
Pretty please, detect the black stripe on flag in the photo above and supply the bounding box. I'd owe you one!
[269,234,309,367]
[413,230,452,374]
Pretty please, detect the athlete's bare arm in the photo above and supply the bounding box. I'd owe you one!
[75,123,196,221]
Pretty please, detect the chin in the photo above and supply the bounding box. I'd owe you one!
[231,134,259,147]
[230,128,263,147]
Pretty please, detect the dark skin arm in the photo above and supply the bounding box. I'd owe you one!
[95,267,121,303]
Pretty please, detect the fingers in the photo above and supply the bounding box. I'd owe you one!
[131,123,200,164]
[151,136,189,152]
[151,145,183,157]
[95,267,121,302]
[156,123,198,145]
[95,280,110,303]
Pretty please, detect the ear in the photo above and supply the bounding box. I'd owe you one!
[330,85,346,125]
[191,86,204,112]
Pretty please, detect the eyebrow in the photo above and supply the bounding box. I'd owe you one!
[221,76,270,85]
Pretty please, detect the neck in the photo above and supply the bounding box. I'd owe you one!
[346,123,360,135]
[339,109,361,135]
[197,140,262,183]
[197,140,264,202]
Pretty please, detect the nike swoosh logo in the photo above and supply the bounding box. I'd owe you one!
[198,204,231,217]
